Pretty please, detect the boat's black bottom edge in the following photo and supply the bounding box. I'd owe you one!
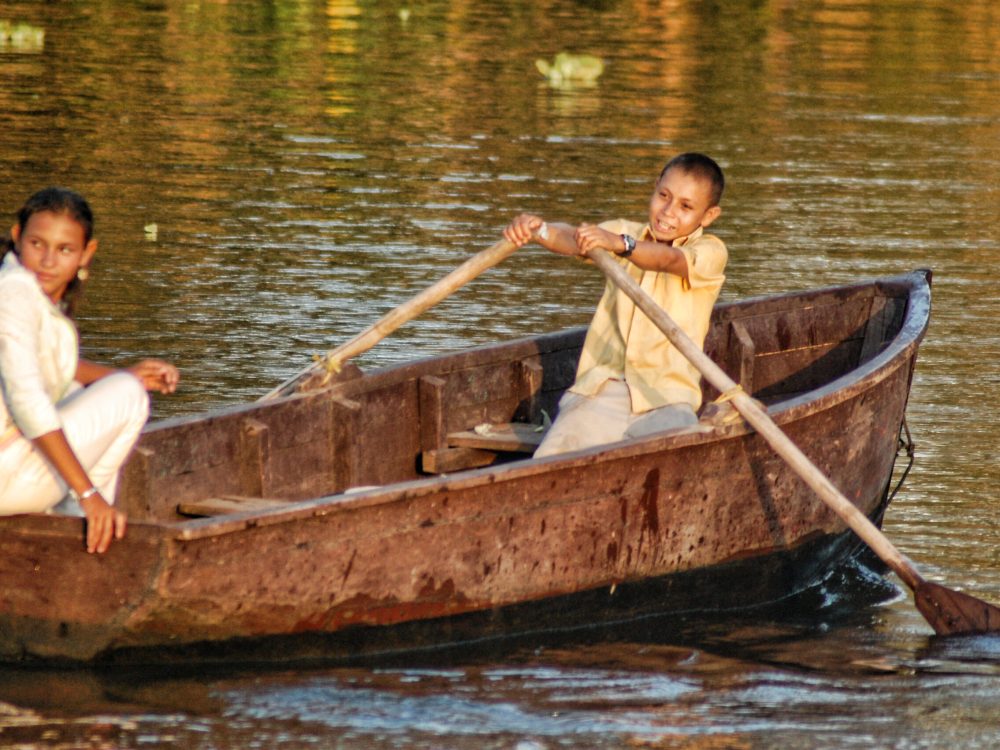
[76,529,896,672]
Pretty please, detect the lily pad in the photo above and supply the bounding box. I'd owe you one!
[535,52,604,88]
[0,20,45,53]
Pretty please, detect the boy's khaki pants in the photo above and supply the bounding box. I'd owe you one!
[534,378,697,458]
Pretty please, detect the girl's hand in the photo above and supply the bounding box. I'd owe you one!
[128,359,180,394]
[79,492,126,554]
[574,223,621,255]
[503,214,546,248]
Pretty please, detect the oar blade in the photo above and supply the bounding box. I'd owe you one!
[915,580,1000,636]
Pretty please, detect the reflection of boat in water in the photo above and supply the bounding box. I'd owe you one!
[0,271,930,663]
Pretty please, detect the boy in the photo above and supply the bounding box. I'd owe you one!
[503,152,727,457]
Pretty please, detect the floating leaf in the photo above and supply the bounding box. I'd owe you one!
[0,20,45,53]
[143,223,158,241]
[535,52,604,88]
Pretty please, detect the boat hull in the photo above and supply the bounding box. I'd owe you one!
[0,271,930,662]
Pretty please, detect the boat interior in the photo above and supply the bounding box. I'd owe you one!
[117,279,913,524]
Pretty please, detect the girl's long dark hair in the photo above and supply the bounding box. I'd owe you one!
[2,187,95,317]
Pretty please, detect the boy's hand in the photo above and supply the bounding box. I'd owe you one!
[503,214,546,247]
[574,223,621,255]
[128,359,180,394]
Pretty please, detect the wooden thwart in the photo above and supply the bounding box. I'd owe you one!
[422,422,544,474]
[446,422,545,453]
[422,447,497,474]
[178,495,290,517]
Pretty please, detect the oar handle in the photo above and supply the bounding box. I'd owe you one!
[262,238,519,400]
[587,249,926,592]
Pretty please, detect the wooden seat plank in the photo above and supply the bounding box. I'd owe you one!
[446,422,545,453]
[421,447,498,474]
[178,495,290,517]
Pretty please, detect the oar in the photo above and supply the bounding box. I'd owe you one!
[262,238,519,400]
[588,249,1000,636]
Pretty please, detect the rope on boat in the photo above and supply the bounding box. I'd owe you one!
[312,352,344,385]
[886,416,915,505]
[701,384,765,426]
[713,384,746,403]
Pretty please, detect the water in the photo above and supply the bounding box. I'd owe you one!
[1,0,999,746]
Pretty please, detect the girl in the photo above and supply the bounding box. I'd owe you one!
[0,187,179,554]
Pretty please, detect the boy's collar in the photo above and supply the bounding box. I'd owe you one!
[639,225,704,247]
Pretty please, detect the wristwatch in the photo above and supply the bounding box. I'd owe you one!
[619,234,636,258]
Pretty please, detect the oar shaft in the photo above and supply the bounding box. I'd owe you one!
[730,391,923,589]
[328,238,519,365]
[263,238,519,400]
[587,250,926,592]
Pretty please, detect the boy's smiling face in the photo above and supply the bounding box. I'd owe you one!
[648,168,721,244]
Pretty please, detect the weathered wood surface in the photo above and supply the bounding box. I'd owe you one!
[445,422,545,453]
[177,496,291,517]
[0,271,931,662]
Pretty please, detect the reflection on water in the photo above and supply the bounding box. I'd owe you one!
[1,0,999,747]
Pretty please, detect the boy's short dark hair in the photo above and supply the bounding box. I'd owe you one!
[659,153,725,207]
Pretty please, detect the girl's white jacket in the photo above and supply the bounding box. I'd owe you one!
[0,253,78,441]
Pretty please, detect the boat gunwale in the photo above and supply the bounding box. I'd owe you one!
[162,269,931,542]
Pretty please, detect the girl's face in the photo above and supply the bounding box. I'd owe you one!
[11,210,97,303]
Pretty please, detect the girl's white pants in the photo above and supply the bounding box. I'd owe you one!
[0,373,149,515]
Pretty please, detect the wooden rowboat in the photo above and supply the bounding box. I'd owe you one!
[0,270,931,663]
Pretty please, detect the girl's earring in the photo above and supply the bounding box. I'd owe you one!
[76,266,89,282]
